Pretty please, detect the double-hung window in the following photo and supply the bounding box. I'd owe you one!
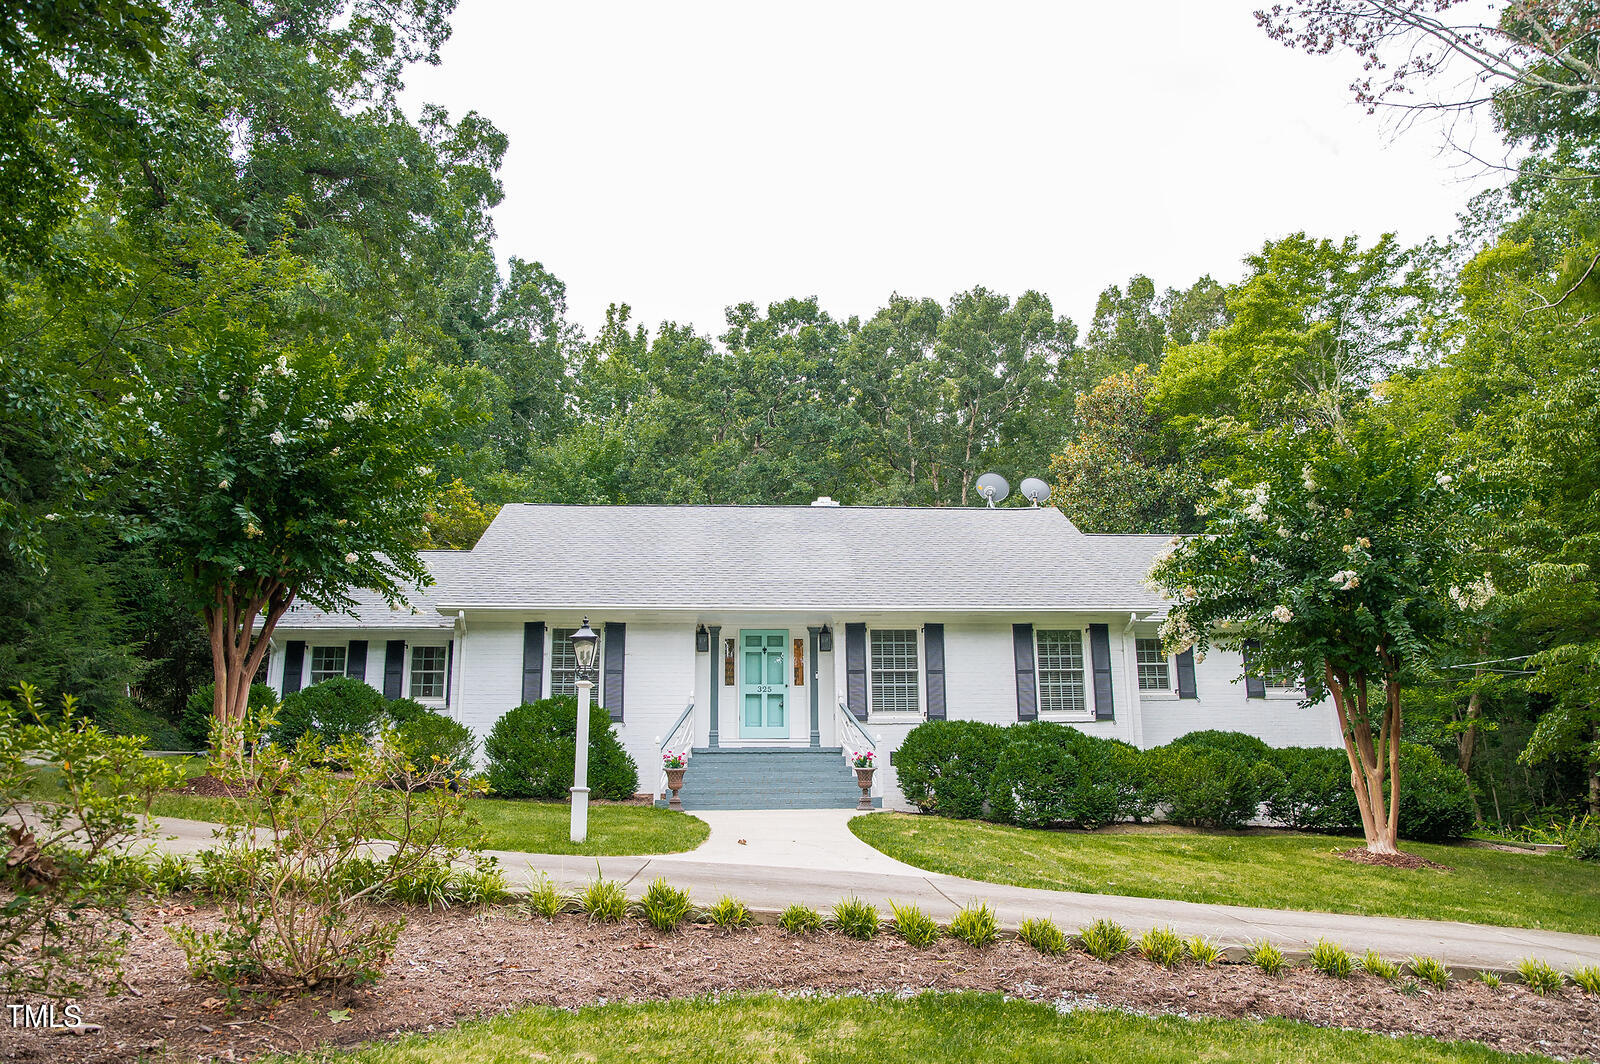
[1263,663,1299,690]
[550,627,580,699]
[1135,637,1171,691]
[869,629,919,715]
[309,645,346,685]
[410,645,447,700]
[1035,629,1087,715]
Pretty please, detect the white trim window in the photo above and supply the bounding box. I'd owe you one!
[549,626,601,699]
[1263,664,1300,691]
[409,645,447,700]
[1135,637,1171,691]
[1036,629,1088,715]
[869,628,920,715]
[309,645,346,685]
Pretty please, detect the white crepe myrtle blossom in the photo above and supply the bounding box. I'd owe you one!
[1448,573,1496,611]
[1302,465,1317,491]
[1244,501,1267,522]
[344,552,358,564]
[1271,605,1294,623]
[218,479,230,489]
[1276,525,1291,538]
[1435,471,1455,489]
[269,430,285,445]
[274,354,293,377]
[244,522,262,538]
[1330,569,1361,591]
[1357,537,1371,548]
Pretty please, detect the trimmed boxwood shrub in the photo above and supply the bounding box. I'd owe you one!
[484,696,639,801]
[95,698,187,750]
[893,719,1005,818]
[1396,742,1474,842]
[270,676,388,747]
[1146,736,1283,829]
[183,682,279,747]
[1167,729,1274,761]
[986,723,1145,829]
[1265,746,1361,832]
[386,697,476,773]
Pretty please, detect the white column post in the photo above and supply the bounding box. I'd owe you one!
[571,676,593,843]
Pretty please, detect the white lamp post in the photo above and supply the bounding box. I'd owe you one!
[569,617,599,844]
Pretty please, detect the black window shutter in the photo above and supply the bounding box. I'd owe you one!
[923,623,946,720]
[1176,648,1198,699]
[603,622,625,721]
[382,640,405,699]
[1013,623,1037,720]
[445,639,454,707]
[1244,640,1266,699]
[1089,623,1114,720]
[282,640,305,695]
[845,623,867,720]
[345,640,368,681]
[522,621,545,705]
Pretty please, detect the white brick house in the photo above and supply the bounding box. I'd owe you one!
[265,503,1339,809]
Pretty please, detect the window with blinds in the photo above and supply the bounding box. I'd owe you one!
[1036,629,1087,714]
[410,645,447,700]
[869,629,919,714]
[1135,637,1171,691]
[309,645,346,685]
[550,627,578,698]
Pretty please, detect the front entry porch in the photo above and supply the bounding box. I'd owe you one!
[656,747,880,811]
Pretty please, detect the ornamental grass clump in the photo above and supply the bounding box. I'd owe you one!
[778,903,822,935]
[889,901,941,949]
[1136,926,1184,969]
[1077,918,1131,961]
[450,859,510,905]
[1477,971,1502,989]
[1017,917,1068,957]
[1359,949,1400,982]
[948,902,999,948]
[1516,957,1565,995]
[1408,955,1451,989]
[525,874,567,920]
[1309,939,1353,978]
[832,896,879,940]
[1184,936,1223,966]
[706,894,754,931]
[579,877,629,923]
[639,878,695,934]
[1572,965,1600,994]
[1248,939,1286,976]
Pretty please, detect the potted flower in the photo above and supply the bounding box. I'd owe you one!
[850,751,876,810]
[662,751,689,810]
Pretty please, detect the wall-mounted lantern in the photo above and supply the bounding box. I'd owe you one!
[818,625,834,652]
[695,624,709,653]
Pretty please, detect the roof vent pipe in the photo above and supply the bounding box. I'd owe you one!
[811,496,841,507]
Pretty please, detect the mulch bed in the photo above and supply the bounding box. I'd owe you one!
[1337,848,1454,871]
[169,775,252,799]
[3,901,1596,1064]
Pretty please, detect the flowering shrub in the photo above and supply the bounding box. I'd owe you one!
[1149,421,1494,853]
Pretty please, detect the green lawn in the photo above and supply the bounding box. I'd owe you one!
[288,991,1558,1064]
[850,813,1600,936]
[146,791,709,857]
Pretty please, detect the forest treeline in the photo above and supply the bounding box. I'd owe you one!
[2,1,1597,826]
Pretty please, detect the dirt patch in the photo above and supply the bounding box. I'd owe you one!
[2,902,1595,1064]
[1337,848,1453,871]
[170,775,252,799]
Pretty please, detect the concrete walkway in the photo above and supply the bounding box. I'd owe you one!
[145,810,1600,973]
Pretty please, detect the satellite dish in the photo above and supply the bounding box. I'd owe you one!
[1020,477,1051,507]
[976,472,1010,508]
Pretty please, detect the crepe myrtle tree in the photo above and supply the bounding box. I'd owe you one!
[1150,424,1493,853]
[125,328,444,739]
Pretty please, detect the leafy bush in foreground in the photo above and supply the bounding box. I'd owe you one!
[484,697,638,801]
[893,719,1005,819]
[986,723,1146,829]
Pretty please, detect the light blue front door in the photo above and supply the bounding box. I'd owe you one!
[740,630,788,739]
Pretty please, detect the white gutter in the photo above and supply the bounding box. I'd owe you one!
[434,603,1170,616]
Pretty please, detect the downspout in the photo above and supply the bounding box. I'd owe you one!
[451,611,466,718]
[1123,612,1145,749]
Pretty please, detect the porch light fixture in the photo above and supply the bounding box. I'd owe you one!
[818,625,833,652]
[568,617,599,844]
[695,624,709,653]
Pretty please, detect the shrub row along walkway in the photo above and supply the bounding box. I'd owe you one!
[146,811,1600,972]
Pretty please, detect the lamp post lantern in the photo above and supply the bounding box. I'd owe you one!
[569,617,599,843]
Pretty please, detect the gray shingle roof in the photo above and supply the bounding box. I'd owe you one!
[276,550,466,629]
[420,504,1172,614]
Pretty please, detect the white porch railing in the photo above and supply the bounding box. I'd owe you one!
[655,697,695,799]
[834,701,876,768]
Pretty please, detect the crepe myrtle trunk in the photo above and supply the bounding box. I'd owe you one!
[1323,655,1403,855]
[204,575,294,734]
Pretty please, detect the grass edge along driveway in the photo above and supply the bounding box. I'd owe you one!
[284,991,1562,1064]
[850,812,1600,937]
[147,791,709,858]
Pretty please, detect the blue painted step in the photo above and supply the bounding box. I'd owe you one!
[656,747,881,811]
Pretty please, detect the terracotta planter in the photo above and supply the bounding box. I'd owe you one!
[665,766,687,811]
[854,766,875,811]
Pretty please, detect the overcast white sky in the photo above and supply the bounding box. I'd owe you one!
[402,1,1498,339]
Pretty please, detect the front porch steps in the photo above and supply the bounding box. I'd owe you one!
[658,747,880,811]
